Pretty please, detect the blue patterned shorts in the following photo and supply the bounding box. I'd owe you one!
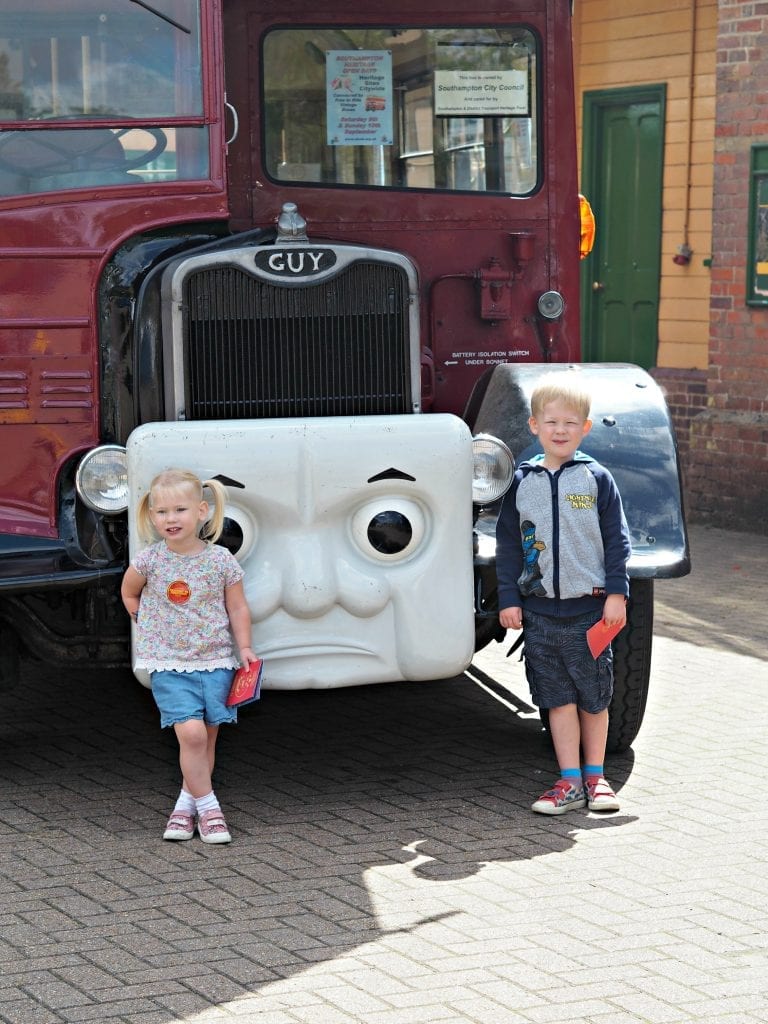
[522,608,613,713]
[150,667,238,729]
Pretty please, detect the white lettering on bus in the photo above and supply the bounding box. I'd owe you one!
[267,251,326,273]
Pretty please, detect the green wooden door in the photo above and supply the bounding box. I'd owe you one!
[581,86,666,368]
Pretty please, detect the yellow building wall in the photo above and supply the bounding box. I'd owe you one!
[573,0,716,370]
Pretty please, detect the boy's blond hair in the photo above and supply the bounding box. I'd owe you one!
[136,468,229,544]
[530,371,592,421]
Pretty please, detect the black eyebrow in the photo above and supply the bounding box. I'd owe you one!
[210,474,245,488]
[367,468,416,483]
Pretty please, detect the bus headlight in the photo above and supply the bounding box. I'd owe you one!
[75,445,129,513]
[471,434,515,504]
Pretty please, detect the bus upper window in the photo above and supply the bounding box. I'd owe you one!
[263,27,538,195]
[0,1,208,195]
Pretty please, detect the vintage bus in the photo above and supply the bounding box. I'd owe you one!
[0,0,688,750]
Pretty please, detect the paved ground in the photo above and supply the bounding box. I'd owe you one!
[1,523,767,1024]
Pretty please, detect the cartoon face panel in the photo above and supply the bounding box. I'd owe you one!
[126,415,475,688]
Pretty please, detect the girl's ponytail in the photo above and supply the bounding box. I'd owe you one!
[201,478,228,542]
[135,491,155,543]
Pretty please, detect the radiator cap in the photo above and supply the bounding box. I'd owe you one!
[276,201,308,241]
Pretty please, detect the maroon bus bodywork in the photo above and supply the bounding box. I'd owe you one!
[0,2,688,753]
[0,0,578,540]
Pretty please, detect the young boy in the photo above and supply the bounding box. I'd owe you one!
[496,372,631,814]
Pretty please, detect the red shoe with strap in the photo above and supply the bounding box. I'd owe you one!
[584,776,620,812]
[531,778,587,815]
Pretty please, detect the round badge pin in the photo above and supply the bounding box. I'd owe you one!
[167,580,191,604]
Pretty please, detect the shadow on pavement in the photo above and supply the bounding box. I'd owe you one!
[0,662,635,1022]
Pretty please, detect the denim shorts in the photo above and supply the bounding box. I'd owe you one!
[150,667,238,729]
[523,608,613,713]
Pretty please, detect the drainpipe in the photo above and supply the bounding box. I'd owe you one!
[674,0,697,266]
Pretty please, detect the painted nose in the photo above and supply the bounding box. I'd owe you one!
[276,535,392,620]
[279,534,340,618]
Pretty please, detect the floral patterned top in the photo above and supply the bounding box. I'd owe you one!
[132,542,245,672]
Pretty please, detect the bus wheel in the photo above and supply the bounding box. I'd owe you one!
[474,614,504,652]
[607,579,654,753]
[0,620,20,690]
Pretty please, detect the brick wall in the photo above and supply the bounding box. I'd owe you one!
[686,1,768,534]
[650,367,708,465]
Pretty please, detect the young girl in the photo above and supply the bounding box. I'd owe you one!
[121,468,257,844]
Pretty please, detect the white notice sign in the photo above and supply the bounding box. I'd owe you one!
[434,70,529,117]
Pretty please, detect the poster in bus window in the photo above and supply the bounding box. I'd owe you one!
[434,70,529,117]
[326,50,393,146]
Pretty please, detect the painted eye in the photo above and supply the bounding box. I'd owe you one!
[351,499,427,562]
[214,504,258,561]
[216,517,244,555]
[368,511,412,553]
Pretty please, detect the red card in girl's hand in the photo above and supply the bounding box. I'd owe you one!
[586,619,623,659]
[226,660,263,707]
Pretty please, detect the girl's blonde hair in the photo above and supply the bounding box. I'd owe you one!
[136,468,229,544]
[530,370,592,421]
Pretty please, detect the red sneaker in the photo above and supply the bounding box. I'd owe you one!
[531,778,586,815]
[584,776,620,812]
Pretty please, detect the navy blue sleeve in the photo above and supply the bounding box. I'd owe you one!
[594,465,631,597]
[495,473,524,608]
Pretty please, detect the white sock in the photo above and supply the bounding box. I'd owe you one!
[195,791,220,815]
[173,789,196,815]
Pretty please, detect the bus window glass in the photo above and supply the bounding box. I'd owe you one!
[263,27,538,195]
[0,1,208,195]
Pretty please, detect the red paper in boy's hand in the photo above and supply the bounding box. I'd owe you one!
[226,659,263,707]
[586,619,624,659]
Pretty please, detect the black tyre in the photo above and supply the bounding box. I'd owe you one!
[607,579,653,752]
[0,619,21,692]
[474,613,505,651]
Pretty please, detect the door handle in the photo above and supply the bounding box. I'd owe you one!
[225,99,239,146]
[592,280,606,292]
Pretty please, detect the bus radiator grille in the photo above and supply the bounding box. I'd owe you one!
[181,261,412,419]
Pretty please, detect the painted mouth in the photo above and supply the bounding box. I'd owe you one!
[255,640,378,659]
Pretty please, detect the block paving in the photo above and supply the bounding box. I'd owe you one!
[1,523,767,1023]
